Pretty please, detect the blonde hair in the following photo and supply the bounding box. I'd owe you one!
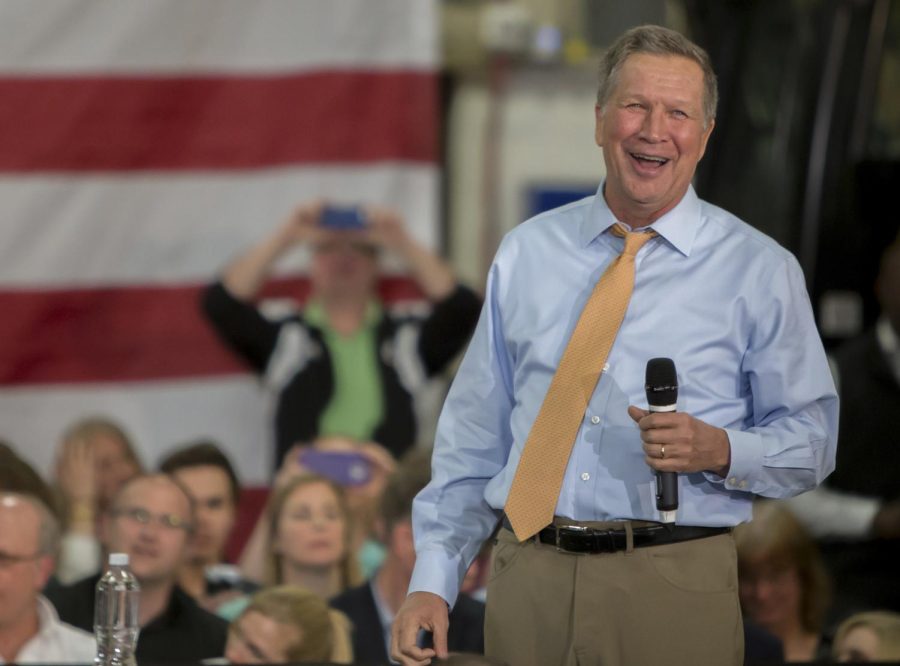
[734,501,831,633]
[833,611,900,661]
[61,416,141,468]
[264,474,362,590]
[239,585,354,663]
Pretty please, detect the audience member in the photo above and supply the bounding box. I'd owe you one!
[201,201,482,463]
[45,473,228,661]
[53,417,142,583]
[0,492,95,663]
[159,441,258,611]
[225,586,353,664]
[239,437,393,584]
[303,437,397,575]
[832,611,900,662]
[331,449,485,663]
[261,475,362,598]
[735,501,832,661]
[742,618,785,664]
[787,233,900,614]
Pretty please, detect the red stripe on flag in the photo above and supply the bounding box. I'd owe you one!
[0,277,424,385]
[0,71,437,171]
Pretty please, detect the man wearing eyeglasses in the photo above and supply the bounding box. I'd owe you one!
[0,492,95,663]
[45,473,228,661]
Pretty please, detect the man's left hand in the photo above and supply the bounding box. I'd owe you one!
[627,406,730,477]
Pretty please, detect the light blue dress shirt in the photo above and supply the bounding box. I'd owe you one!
[410,183,838,607]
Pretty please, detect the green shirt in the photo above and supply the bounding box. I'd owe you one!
[304,300,384,441]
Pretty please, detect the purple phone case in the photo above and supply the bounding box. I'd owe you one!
[298,449,372,486]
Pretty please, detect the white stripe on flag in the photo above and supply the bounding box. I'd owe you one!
[0,0,437,73]
[0,165,438,286]
[0,377,274,484]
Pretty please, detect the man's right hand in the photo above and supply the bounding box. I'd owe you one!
[390,591,449,666]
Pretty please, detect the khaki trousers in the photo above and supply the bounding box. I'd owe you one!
[485,526,743,666]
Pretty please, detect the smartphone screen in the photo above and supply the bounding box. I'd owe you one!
[320,206,367,231]
[298,449,373,486]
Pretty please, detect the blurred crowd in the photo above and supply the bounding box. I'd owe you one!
[1,206,899,664]
[0,203,491,666]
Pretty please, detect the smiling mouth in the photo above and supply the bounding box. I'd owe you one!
[630,152,670,168]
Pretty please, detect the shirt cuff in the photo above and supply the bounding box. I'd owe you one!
[407,549,462,610]
[703,428,763,492]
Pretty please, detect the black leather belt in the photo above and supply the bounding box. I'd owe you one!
[502,517,730,554]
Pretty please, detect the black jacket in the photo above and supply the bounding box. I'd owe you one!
[45,575,228,663]
[330,581,485,665]
[202,281,481,462]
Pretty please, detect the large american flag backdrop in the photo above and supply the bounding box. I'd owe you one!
[0,1,440,483]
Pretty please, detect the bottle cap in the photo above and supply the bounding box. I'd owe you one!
[109,553,129,566]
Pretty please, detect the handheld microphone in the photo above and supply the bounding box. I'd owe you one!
[645,357,678,523]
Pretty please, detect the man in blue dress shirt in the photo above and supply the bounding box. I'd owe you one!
[392,24,838,666]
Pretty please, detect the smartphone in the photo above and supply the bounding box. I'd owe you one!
[320,206,367,231]
[298,449,373,487]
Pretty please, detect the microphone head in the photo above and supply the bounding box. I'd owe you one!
[645,357,678,407]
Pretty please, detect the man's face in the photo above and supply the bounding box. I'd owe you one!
[595,53,714,226]
[103,477,193,586]
[0,497,52,632]
[170,465,236,566]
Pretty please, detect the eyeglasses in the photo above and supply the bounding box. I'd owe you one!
[0,549,43,569]
[112,507,192,532]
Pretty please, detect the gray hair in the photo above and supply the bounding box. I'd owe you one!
[597,24,718,129]
[0,492,61,557]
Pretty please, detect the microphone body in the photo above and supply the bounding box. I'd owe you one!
[645,358,679,523]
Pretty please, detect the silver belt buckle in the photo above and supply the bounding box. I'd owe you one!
[556,524,587,551]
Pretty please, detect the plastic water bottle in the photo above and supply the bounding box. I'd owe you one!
[94,553,140,666]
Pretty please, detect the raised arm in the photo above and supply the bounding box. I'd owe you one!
[223,201,327,301]
[363,208,456,302]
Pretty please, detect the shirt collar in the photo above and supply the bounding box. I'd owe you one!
[34,595,60,637]
[581,180,702,256]
[10,597,68,664]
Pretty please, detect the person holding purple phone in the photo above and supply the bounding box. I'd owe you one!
[201,201,481,464]
[237,436,396,588]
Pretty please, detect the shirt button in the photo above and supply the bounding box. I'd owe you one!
[602,363,610,373]
[581,472,590,481]
[728,477,737,485]
[590,415,600,425]
[739,480,748,489]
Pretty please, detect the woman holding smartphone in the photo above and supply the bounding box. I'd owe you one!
[201,201,481,466]
[237,437,395,587]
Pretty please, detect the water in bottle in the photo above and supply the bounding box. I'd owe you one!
[94,552,141,666]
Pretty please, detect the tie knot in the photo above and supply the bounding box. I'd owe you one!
[613,224,656,256]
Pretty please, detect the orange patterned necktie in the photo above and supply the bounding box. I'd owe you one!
[505,224,657,541]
